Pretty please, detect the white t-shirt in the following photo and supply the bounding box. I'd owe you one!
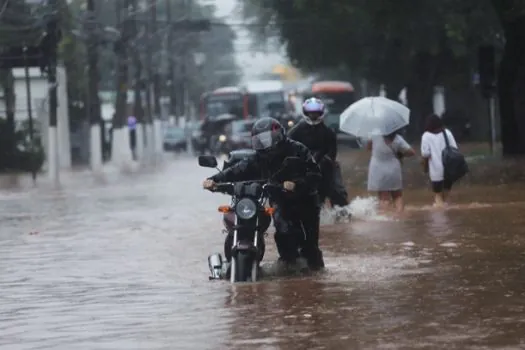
[420,129,458,182]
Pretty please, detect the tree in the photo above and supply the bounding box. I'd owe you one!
[0,0,49,171]
[57,0,88,131]
[240,0,501,139]
[67,0,239,115]
[191,19,240,102]
[0,0,45,47]
[491,0,525,155]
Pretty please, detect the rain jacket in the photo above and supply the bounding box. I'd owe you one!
[287,120,337,163]
[209,139,321,199]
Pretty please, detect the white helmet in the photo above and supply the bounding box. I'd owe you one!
[302,97,325,125]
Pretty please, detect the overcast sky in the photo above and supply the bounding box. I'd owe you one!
[207,0,286,81]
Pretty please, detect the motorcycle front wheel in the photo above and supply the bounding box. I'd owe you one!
[234,251,253,282]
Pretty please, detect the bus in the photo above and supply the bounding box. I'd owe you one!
[241,80,287,119]
[301,80,356,132]
[199,81,291,121]
[199,86,247,120]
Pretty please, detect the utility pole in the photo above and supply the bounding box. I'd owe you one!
[150,0,162,123]
[181,0,190,124]
[166,0,176,123]
[147,0,160,160]
[113,0,132,165]
[142,0,152,126]
[141,0,154,162]
[114,0,130,130]
[131,0,143,162]
[47,0,60,185]
[87,0,103,171]
[181,0,193,155]
[131,0,144,126]
[22,45,36,182]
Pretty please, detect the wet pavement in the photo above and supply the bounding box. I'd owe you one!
[1,155,525,349]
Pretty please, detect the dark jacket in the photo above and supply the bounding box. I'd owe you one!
[287,120,337,162]
[209,139,321,199]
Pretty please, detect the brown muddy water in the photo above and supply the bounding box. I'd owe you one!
[1,153,525,350]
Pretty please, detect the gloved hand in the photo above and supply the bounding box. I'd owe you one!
[283,181,296,191]
[203,179,216,190]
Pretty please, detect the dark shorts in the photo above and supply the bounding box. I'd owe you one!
[432,179,452,193]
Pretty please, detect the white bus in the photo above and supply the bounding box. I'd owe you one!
[240,80,287,119]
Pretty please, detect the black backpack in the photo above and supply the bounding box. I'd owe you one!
[441,129,468,183]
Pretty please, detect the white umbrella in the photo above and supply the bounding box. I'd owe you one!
[339,96,410,137]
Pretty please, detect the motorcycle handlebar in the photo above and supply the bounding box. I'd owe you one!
[262,183,285,193]
[209,183,234,195]
[207,181,288,196]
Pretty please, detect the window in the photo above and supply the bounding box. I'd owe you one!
[255,92,285,118]
[206,94,243,119]
[308,91,356,114]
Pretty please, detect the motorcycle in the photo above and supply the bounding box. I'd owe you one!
[272,111,300,131]
[199,151,307,283]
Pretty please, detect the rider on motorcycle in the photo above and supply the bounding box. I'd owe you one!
[288,97,349,208]
[202,117,325,270]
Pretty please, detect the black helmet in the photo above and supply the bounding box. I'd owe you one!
[251,117,285,152]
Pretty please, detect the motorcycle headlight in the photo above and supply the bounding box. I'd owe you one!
[219,134,227,142]
[235,198,257,220]
[287,120,294,127]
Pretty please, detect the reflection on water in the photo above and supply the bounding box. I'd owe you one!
[1,157,525,349]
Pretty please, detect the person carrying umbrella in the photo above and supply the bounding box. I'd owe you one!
[365,129,415,212]
[339,97,416,212]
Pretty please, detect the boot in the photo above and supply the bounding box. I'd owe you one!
[301,246,325,271]
[274,233,299,263]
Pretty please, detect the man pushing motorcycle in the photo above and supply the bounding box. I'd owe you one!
[288,97,349,209]
[202,117,325,271]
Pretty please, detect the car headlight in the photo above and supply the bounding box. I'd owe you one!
[218,134,227,142]
[287,120,294,127]
[235,198,257,220]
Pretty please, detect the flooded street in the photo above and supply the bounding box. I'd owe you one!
[1,156,525,350]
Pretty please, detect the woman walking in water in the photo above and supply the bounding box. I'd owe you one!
[421,114,459,208]
[366,129,415,212]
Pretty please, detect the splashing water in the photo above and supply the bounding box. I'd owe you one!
[320,196,393,225]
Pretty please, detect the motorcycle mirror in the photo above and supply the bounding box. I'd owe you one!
[198,155,218,168]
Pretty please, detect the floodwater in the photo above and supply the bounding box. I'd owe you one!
[1,156,525,350]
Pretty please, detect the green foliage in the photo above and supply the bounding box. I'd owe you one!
[191,5,241,98]
[0,118,44,172]
[14,119,45,172]
[0,0,47,47]
[57,0,88,121]
[65,0,240,98]
[241,0,501,88]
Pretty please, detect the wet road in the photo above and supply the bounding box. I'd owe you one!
[1,156,525,349]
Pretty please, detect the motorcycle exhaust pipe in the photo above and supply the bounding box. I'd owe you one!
[208,253,223,280]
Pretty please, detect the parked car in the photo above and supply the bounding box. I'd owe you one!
[163,126,187,152]
[187,121,207,154]
[214,119,256,154]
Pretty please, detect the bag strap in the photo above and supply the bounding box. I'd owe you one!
[441,129,450,149]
